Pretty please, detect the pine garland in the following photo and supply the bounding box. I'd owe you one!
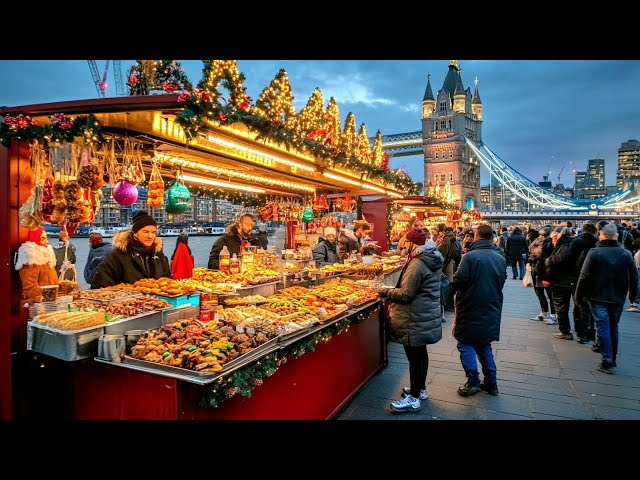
[198,304,378,408]
[0,113,104,147]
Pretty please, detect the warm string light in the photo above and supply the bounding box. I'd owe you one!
[158,154,315,193]
[203,134,316,172]
[181,173,266,193]
[341,112,358,158]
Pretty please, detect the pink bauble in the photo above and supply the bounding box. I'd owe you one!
[113,180,139,206]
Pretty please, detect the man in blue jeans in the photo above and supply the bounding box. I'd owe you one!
[575,223,638,374]
[450,224,507,396]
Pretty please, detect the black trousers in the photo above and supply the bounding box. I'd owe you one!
[551,285,574,335]
[533,273,555,314]
[572,294,591,339]
[403,345,429,398]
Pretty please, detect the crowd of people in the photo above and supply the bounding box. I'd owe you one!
[15,211,639,413]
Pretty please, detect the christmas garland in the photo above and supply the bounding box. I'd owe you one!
[0,113,104,147]
[422,195,483,219]
[174,89,420,195]
[198,303,378,408]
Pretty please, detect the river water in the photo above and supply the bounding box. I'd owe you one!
[68,228,287,290]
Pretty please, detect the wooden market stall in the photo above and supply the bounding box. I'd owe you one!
[0,92,411,420]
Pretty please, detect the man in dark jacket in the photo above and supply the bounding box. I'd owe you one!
[506,227,528,280]
[451,224,507,397]
[545,227,577,340]
[91,211,172,288]
[575,223,638,374]
[569,222,598,343]
[377,231,443,413]
[207,214,261,270]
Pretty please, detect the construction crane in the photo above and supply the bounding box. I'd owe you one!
[87,60,126,97]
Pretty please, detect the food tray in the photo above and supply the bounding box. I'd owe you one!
[103,335,281,385]
[27,321,105,361]
[237,281,279,298]
[162,305,201,325]
[277,324,313,343]
[104,310,164,336]
[155,293,201,308]
[79,292,140,306]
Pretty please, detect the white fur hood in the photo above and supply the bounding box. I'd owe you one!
[15,241,57,270]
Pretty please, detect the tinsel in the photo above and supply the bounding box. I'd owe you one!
[198,305,377,408]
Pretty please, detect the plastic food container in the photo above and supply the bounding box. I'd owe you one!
[40,285,59,302]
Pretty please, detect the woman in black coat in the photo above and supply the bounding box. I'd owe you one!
[377,229,443,413]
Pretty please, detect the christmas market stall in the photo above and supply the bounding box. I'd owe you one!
[0,60,420,420]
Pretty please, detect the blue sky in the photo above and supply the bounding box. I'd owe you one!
[1,60,639,189]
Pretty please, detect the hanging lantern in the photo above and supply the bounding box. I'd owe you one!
[165,171,191,214]
[113,180,139,206]
[302,206,314,223]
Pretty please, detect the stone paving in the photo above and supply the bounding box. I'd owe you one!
[336,278,640,420]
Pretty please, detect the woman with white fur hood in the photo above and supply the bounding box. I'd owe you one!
[15,226,59,305]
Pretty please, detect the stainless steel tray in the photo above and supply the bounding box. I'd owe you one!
[98,335,281,385]
[104,310,164,336]
[277,325,313,343]
[237,281,279,298]
[27,321,105,361]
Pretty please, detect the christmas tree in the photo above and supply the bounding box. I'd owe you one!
[325,97,341,148]
[198,60,251,110]
[298,87,326,137]
[254,69,298,130]
[127,60,192,96]
[340,112,357,159]
[371,130,384,167]
[356,123,372,164]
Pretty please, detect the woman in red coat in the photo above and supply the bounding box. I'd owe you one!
[171,232,194,280]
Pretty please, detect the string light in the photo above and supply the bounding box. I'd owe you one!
[182,173,266,193]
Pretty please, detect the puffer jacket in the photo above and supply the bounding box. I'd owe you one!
[207,223,261,270]
[15,241,59,304]
[312,238,341,266]
[83,242,113,284]
[381,245,444,347]
[545,236,576,286]
[91,230,172,288]
[451,239,506,345]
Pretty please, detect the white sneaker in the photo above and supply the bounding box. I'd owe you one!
[530,311,545,321]
[402,386,428,400]
[628,305,640,312]
[390,394,421,412]
[545,314,558,325]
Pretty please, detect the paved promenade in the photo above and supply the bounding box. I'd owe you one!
[337,278,640,420]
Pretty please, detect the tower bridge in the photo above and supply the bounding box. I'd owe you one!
[378,60,640,215]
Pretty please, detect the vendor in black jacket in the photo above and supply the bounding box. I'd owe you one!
[208,214,261,270]
[91,211,172,288]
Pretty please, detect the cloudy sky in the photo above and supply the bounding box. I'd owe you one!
[1,60,639,189]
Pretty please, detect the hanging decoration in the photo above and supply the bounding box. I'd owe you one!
[147,157,165,208]
[165,166,191,214]
[113,180,139,206]
[301,205,314,223]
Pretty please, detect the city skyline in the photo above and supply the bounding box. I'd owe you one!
[1,60,638,189]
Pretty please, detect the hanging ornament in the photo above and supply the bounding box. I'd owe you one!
[165,167,191,214]
[302,206,314,223]
[113,180,139,206]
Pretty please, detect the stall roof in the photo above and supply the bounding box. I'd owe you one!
[0,95,407,198]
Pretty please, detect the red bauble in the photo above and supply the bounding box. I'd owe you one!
[113,180,139,206]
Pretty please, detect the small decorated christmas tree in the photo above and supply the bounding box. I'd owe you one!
[325,97,341,148]
[198,60,251,110]
[371,130,384,167]
[254,69,298,130]
[356,123,372,164]
[298,88,326,137]
[340,112,357,159]
[127,60,192,96]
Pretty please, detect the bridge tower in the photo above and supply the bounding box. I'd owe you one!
[422,60,483,209]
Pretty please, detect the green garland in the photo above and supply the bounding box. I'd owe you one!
[0,113,104,148]
[386,201,402,240]
[198,304,378,408]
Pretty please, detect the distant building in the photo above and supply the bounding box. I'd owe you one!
[575,159,607,200]
[617,139,640,191]
[422,60,482,210]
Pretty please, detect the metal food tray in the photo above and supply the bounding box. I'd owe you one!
[237,281,280,298]
[27,321,105,361]
[277,324,313,343]
[97,335,281,385]
[78,292,140,306]
[104,310,164,336]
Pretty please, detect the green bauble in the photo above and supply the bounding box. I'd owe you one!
[165,181,191,214]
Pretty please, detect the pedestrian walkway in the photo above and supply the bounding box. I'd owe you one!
[337,278,640,420]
